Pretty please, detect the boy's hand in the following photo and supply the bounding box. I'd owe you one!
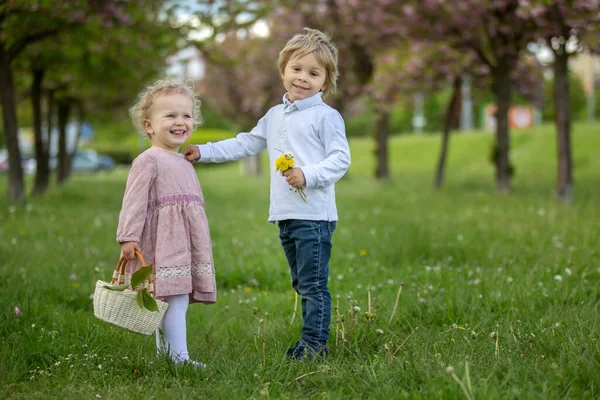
[283,168,306,189]
[182,145,200,163]
[121,242,141,261]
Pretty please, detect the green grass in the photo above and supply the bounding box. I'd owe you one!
[1,123,599,399]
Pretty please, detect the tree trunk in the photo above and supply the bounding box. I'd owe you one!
[31,67,51,196]
[492,62,513,192]
[238,122,261,176]
[47,88,55,159]
[241,154,262,176]
[67,101,84,178]
[0,47,25,202]
[374,107,390,179]
[553,47,573,202]
[435,76,462,189]
[57,99,71,185]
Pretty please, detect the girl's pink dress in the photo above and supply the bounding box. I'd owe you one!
[117,146,216,304]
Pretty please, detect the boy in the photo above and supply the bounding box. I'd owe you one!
[183,28,351,359]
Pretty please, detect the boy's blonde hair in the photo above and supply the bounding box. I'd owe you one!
[278,28,339,97]
[129,79,203,138]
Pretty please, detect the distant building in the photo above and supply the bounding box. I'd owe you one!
[570,50,600,94]
[166,47,206,88]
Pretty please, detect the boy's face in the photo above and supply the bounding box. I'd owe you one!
[281,52,327,103]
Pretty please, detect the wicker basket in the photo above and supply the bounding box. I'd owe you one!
[93,251,168,335]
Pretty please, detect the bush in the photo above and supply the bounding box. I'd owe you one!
[345,112,375,137]
[83,128,235,164]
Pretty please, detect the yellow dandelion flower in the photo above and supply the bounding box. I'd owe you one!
[359,250,368,257]
[274,151,307,202]
[275,155,295,173]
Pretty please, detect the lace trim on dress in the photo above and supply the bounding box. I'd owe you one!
[148,194,203,211]
[156,261,214,278]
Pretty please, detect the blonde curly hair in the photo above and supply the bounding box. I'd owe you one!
[278,28,339,97]
[129,79,203,138]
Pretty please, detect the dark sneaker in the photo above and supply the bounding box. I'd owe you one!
[286,340,328,361]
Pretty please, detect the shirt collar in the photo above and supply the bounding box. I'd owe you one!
[282,91,324,111]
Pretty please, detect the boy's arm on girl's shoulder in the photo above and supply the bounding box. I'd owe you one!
[116,154,156,245]
[194,113,270,163]
[300,110,351,189]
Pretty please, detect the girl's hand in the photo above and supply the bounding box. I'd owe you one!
[121,242,141,260]
[283,168,306,189]
[182,145,200,163]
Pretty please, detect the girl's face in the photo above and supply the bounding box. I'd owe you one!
[144,93,193,152]
[281,52,327,103]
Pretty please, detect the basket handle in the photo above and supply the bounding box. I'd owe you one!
[111,250,155,295]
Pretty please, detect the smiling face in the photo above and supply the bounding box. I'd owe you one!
[281,52,327,103]
[143,93,193,152]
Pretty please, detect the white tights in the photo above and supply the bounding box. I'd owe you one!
[156,294,193,363]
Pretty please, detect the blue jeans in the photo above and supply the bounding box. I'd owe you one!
[278,219,336,351]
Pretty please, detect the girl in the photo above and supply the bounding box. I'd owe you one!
[117,79,215,367]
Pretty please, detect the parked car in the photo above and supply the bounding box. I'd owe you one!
[71,150,115,172]
[0,150,36,175]
[0,149,114,174]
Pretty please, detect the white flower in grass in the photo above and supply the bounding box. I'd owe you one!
[565,268,572,276]
[507,277,514,283]
[554,275,563,282]
[376,329,384,335]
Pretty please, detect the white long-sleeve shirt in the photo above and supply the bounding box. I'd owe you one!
[196,92,351,222]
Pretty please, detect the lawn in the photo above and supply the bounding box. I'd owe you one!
[1,123,599,399]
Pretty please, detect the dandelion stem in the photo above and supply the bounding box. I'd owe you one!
[287,367,332,385]
[262,339,266,368]
[290,292,298,326]
[495,326,500,359]
[335,298,340,347]
[465,360,473,395]
[451,372,473,400]
[388,282,404,325]
[392,327,417,356]
[367,288,372,325]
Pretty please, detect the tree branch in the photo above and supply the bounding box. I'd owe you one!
[9,29,60,59]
